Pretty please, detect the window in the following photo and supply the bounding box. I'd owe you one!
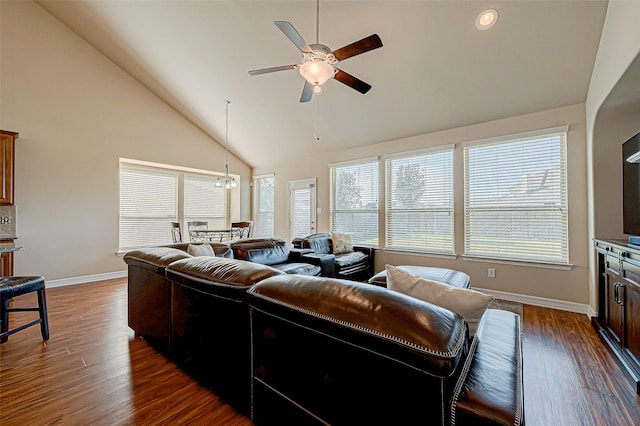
[463,127,568,264]
[386,145,454,254]
[119,161,227,251]
[253,174,275,238]
[330,158,379,246]
[184,174,226,230]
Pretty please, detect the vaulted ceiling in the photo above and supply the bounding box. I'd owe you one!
[37,1,608,168]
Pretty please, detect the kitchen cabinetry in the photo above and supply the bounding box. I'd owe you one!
[0,130,17,206]
[0,130,18,276]
[594,239,640,394]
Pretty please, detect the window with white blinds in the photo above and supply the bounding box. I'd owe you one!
[463,128,568,264]
[330,159,379,246]
[386,146,454,254]
[119,163,227,251]
[253,174,275,238]
[119,166,178,250]
[184,174,227,229]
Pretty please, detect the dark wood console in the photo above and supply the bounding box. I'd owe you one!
[593,239,640,394]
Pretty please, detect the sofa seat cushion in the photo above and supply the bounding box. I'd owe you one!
[335,251,367,267]
[272,262,321,276]
[451,309,524,425]
[124,247,193,274]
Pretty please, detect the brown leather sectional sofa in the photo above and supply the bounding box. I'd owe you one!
[123,238,524,425]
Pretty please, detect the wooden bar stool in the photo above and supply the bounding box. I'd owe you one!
[0,276,50,343]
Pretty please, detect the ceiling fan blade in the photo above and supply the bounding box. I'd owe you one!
[300,81,313,103]
[332,34,383,62]
[334,69,372,94]
[275,21,312,53]
[248,65,298,76]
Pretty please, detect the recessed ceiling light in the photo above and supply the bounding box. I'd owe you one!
[476,9,498,30]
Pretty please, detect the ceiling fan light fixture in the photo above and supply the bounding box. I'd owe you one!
[299,59,334,86]
[313,84,323,95]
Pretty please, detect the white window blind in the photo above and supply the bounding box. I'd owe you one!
[119,166,178,250]
[253,175,275,238]
[464,130,568,264]
[289,178,316,238]
[184,174,226,229]
[386,147,454,254]
[291,187,311,238]
[119,162,229,251]
[330,159,379,246]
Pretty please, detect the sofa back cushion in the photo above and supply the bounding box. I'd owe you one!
[187,243,215,257]
[166,256,285,299]
[230,238,290,266]
[386,265,494,336]
[123,247,193,274]
[301,233,332,254]
[331,231,353,254]
[166,242,233,258]
[248,274,467,377]
[248,274,468,425]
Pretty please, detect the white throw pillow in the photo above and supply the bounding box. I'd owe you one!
[331,231,353,255]
[187,243,215,257]
[385,264,494,336]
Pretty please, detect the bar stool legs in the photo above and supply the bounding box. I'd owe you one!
[0,276,50,343]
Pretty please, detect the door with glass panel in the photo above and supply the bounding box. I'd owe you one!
[289,178,316,240]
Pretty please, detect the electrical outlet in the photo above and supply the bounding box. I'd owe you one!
[488,268,496,278]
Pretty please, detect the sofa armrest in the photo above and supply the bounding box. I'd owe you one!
[353,245,375,277]
[288,248,314,261]
[451,309,524,426]
[301,253,336,277]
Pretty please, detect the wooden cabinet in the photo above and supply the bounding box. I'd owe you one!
[0,130,17,206]
[0,251,13,276]
[0,130,17,276]
[594,239,640,394]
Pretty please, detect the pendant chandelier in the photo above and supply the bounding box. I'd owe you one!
[215,100,237,189]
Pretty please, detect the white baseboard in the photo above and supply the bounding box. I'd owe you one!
[473,286,595,318]
[46,270,128,288]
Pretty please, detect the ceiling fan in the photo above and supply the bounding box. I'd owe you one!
[248,2,383,103]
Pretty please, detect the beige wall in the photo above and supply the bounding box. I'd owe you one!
[256,103,590,304]
[586,0,640,312]
[1,1,251,280]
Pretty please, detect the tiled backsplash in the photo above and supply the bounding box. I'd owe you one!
[0,205,16,237]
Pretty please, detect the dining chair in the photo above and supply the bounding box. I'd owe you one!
[231,221,253,239]
[171,222,182,243]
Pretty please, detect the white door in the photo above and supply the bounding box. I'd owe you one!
[289,178,316,240]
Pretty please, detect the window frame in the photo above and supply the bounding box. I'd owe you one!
[118,159,230,252]
[462,126,570,266]
[252,173,275,238]
[385,145,455,255]
[329,157,379,247]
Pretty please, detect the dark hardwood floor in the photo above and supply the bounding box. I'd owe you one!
[1,278,639,425]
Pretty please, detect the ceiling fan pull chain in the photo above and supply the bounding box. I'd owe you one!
[315,96,321,142]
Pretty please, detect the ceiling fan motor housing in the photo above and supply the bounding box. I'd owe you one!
[303,44,338,64]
